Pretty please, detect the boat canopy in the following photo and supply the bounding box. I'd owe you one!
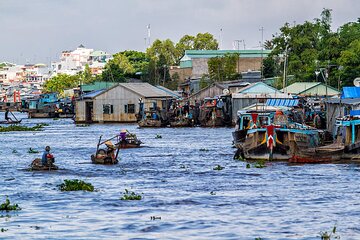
[266,98,299,107]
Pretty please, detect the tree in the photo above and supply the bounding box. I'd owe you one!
[121,50,150,80]
[101,53,134,82]
[208,53,239,81]
[175,33,219,61]
[338,39,360,86]
[193,32,218,50]
[43,74,80,94]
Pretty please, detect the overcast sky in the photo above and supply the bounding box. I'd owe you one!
[1,0,359,64]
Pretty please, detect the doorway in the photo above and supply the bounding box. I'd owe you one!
[85,101,93,123]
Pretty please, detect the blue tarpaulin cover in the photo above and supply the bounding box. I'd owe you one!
[350,110,360,116]
[341,87,360,99]
[266,99,299,107]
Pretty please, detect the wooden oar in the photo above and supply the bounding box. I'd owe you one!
[10,111,19,122]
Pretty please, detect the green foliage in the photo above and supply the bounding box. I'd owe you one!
[120,189,142,200]
[338,39,360,86]
[268,9,360,87]
[175,33,218,60]
[254,160,267,168]
[101,53,135,82]
[43,73,81,94]
[121,50,150,80]
[213,165,224,171]
[0,197,21,211]
[0,124,44,132]
[208,53,239,81]
[58,179,94,192]
[319,225,340,239]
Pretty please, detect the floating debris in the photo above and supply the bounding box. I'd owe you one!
[120,189,142,200]
[0,197,21,212]
[210,191,216,195]
[150,216,161,220]
[58,179,94,192]
[199,148,209,152]
[12,149,18,154]
[155,134,162,139]
[1,228,8,232]
[76,124,90,127]
[213,165,224,171]
[28,148,39,154]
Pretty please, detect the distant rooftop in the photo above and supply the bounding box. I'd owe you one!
[181,49,271,61]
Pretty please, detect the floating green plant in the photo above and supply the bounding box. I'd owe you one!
[213,165,224,171]
[120,189,142,200]
[58,179,94,192]
[0,197,21,212]
[319,225,339,240]
[254,160,266,168]
[53,118,59,121]
[1,228,8,232]
[246,163,251,168]
[155,134,162,139]
[0,124,45,132]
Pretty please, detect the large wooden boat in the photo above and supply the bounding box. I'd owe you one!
[233,105,315,161]
[290,115,360,163]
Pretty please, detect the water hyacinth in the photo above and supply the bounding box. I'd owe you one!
[58,179,94,192]
[0,124,45,132]
[0,197,21,212]
[120,189,142,200]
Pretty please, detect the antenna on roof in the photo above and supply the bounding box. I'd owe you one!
[147,24,151,47]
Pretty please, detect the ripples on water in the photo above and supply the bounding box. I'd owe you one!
[1,113,360,239]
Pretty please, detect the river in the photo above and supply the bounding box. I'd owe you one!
[0,113,359,239]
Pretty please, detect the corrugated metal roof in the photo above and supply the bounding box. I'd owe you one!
[119,83,174,98]
[341,87,360,99]
[266,99,299,107]
[326,97,360,105]
[282,82,320,94]
[237,82,281,94]
[155,85,181,99]
[181,49,271,61]
[81,89,107,99]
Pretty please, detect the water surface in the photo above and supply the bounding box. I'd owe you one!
[0,113,359,239]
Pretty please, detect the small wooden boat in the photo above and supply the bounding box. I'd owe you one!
[91,136,120,164]
[115,137,142,149]
[91,151,119,164]
[0,120,22,124]
[29,158,58,171]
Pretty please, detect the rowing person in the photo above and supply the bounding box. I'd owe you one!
[5,108,12,123]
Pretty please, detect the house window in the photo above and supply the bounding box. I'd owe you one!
[103,104,113,114]
[124,104,135,114]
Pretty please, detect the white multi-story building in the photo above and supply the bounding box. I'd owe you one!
[51,44,112,76]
